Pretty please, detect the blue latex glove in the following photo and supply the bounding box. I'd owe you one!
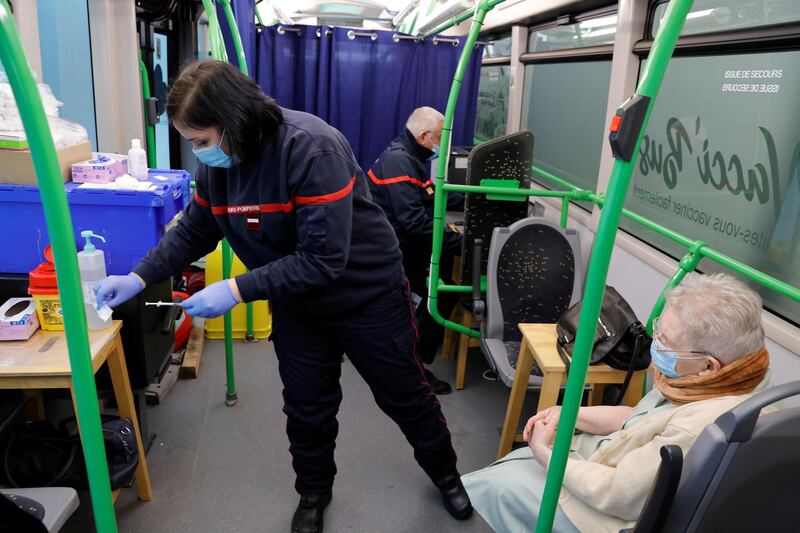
[94,274,145,309]
[182,280,239,318]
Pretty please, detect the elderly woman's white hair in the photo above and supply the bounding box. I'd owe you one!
[664,272,765,364]
[406,107,444,137]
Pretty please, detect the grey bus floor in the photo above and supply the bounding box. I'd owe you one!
[64,337,543,532]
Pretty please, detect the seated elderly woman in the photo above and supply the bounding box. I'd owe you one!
[462,273,772,533]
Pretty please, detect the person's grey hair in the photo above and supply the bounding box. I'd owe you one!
[406,107,444,137]
[664,272,764,364]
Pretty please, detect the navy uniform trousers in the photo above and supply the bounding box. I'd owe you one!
[271,282,458,494]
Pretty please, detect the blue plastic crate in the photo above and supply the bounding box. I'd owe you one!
[0,169,191,275]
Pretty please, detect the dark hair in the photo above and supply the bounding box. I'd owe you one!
[166,61,283,162]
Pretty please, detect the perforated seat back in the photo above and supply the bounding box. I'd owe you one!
[484,218,582,343]
[656,382,800,533]
[460,130,534,304]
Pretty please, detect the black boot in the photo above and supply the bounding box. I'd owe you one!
[434,472,473,520]
[291,492,332,533]
[424,368,453,395]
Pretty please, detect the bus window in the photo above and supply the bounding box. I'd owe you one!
[623,50,800,326]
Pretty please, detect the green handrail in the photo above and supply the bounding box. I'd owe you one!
[0,2,117,531]
[219,0,249,76]
[427,1,488,340]
[138,51,158,168]
[536,0,693,528]
[419,0,505,39]
[200,0,240,405]
[201,0,228,62]
[425,0,695,530]
[218,0,257,344]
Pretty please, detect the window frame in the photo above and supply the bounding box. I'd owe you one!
[519,7,618,213]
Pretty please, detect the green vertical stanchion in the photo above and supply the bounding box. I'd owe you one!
[535,1,695,531]
[0,2,118,531]
[426,1,487,339]
[138,52,157,168]
[219,0,257,343]
[219,0,248,76]
[222,242,238,405]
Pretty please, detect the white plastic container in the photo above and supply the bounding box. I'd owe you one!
[127,138,148,180]
[78,230,112,330]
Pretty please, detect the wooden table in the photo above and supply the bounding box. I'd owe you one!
[497,323,648,458]
[0,321,152,502]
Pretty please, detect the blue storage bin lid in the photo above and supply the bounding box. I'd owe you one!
[0,169,191,208]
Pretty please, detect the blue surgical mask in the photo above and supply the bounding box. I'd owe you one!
[427,144,440,162]
[193,130,240,168]
[651,337,685,378]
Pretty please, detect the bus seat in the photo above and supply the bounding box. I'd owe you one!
[475,217,583,388]
[459,130,534,309]
[0,487,79,532]
[624,380,800,533]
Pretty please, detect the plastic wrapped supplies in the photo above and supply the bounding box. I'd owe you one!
[0,82,88,149]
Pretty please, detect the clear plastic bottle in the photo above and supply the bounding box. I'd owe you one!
[78,231,112,330]
[127,138,148,180]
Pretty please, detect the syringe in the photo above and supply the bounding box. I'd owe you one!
[145,301,184,307]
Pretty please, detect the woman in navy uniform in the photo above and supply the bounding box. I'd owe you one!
[95,61,471,533]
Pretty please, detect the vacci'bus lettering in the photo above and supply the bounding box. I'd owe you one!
[639,116,800,221]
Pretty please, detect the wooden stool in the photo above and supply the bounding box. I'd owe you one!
[0,321,153,503]
[439,251,481,390]
[441,303,481,390]
[496,323,648,459]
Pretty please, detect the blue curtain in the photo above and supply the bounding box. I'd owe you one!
[256,25,484,172]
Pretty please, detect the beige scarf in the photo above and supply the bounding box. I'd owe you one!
[655,346,769,404]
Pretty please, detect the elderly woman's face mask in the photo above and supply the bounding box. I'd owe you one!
[652,315,711,378]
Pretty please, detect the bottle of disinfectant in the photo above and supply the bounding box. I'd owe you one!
[78,231,112,330]
[127,138,148,180]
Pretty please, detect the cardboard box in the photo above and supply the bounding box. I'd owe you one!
[0,141,92,185]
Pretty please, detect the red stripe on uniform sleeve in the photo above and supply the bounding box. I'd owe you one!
[194,191,211,208]
[294,176,356,206]
[367,169,430,189]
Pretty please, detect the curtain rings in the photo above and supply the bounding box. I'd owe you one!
[392,34,419,43]
[316,27,333,38]
[347,30,378,41]
[432,36,460,46]
[277,26,301,36]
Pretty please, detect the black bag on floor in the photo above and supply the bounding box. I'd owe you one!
[2,416,138,490]
[556,286,651,405]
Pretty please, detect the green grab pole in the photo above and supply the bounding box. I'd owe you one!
[559,197,569,229]
[536,1,694,531]
[426,2,487,340]
[443,182,575,198]
[222,242,238,405]
[420,0,505,39]
[255,4,265,26]
[700,247,800,301]
[220,0,249,76]
[138,52,157,168]
[201,0,238,404]
[645,242,707,334]
[532,165,582,192]
[218,0,258,343]
[0,2,118,532]
[201,0,228,62]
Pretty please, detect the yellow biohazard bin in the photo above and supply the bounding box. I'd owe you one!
[28,258,64,331]
[204,243,271,339]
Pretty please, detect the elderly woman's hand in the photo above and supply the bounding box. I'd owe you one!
[522,406,561,442]
[528,409,560,467]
